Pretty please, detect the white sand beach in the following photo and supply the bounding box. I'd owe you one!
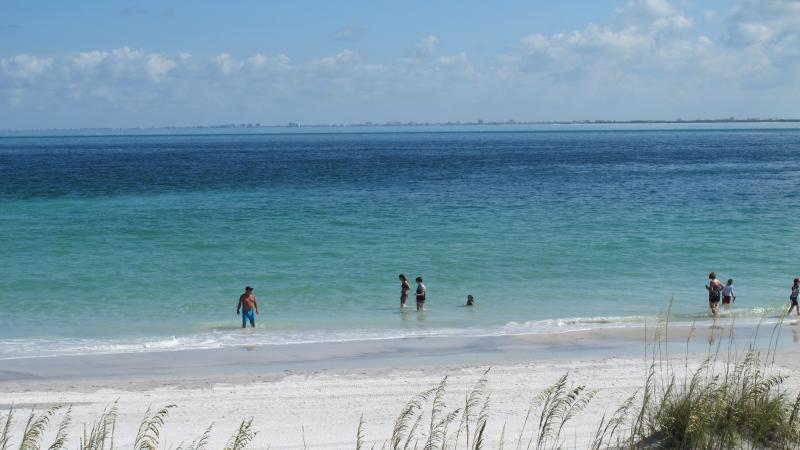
[2,323,800,449]
[1,358,653,449]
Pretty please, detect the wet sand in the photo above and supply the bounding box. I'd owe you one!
[2,321,800,449]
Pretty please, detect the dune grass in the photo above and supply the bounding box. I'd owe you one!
[1,321,799,449]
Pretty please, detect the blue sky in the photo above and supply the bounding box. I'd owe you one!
[1,0,798,128]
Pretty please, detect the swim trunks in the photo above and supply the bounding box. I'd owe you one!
[242,308,255,326]
[722,296,732,305]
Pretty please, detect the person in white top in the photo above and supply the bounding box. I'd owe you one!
[721,278,736,306]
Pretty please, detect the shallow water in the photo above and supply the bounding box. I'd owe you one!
[1,125,799,359]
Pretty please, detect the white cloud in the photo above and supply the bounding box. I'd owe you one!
[145,54,176,81]
[653,14,693,30]
[308,49,361,70]
[730,22,774,45]
[107,47,144,75]
[518,24,653,67]
[416,35,440,56]
[618,0,693,31]
[72,51,108,71]
[632,0,677,17]
[211,53,244,74]
[67,47,177,82]
[0,54,53,79]
[245,53,291,71]
[210,52,292,75]
[725,0,800,49]
[248,53,267,67]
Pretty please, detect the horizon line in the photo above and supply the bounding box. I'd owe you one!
[2,117,800,133]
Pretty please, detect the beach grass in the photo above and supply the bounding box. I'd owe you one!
[2,323,799,449]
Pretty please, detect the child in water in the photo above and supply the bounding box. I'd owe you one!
[789,278,799,317]
[466,295,475,306]
[415,277,426,311]
[721,279,736,305]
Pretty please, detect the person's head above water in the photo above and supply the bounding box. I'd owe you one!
[415,277,423,283]
[794,277,799,285]
[709,272,717,280]
[245,286,253,292]
[467,295,474,305]
[399,274,407,281]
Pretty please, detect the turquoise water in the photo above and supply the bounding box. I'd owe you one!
[1,125,799,359]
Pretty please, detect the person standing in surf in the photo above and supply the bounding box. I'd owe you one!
[706,272,724,316]
[721,278,736,306]
[237,286,260,328]
[399,274,410,308]
[415,277,426,311]
[788,278,799,317]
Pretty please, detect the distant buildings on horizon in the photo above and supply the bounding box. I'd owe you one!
[3,117,800,133]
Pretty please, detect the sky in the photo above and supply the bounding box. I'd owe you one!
[0,0,799,128]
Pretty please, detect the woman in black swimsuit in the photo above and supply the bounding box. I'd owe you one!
[706,271,724,316]
[399,274,410,308]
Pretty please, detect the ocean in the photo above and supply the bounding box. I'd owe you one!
[1,124,799,359]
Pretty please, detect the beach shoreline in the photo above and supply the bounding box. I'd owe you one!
[2,319,799,388]
[2,322,800,449]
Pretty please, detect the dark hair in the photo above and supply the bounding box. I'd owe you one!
[708,272,716,280]
[727,278,733,285]
[399,274,406,281]
[415,276,423,283]
[794,277,799,285]
[245,286,253,291]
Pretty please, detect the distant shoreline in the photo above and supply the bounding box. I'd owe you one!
[2,118,800,134]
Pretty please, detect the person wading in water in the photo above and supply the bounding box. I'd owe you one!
[399,274,410,308]
[706,272,724,316]
[415,277,426,311]
[237,286,260,328]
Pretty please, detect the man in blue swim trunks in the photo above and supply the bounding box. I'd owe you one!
[237,286,260,328]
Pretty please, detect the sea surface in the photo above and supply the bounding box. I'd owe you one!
[1,124,799,359]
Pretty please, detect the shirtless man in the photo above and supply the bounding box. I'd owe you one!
[237,286,260,328]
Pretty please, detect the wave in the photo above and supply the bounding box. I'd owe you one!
[501,306,790,334]
[0,306,790,360]
[502,315,656,334]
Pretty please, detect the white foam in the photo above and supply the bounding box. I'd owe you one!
[0,307,790,360]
